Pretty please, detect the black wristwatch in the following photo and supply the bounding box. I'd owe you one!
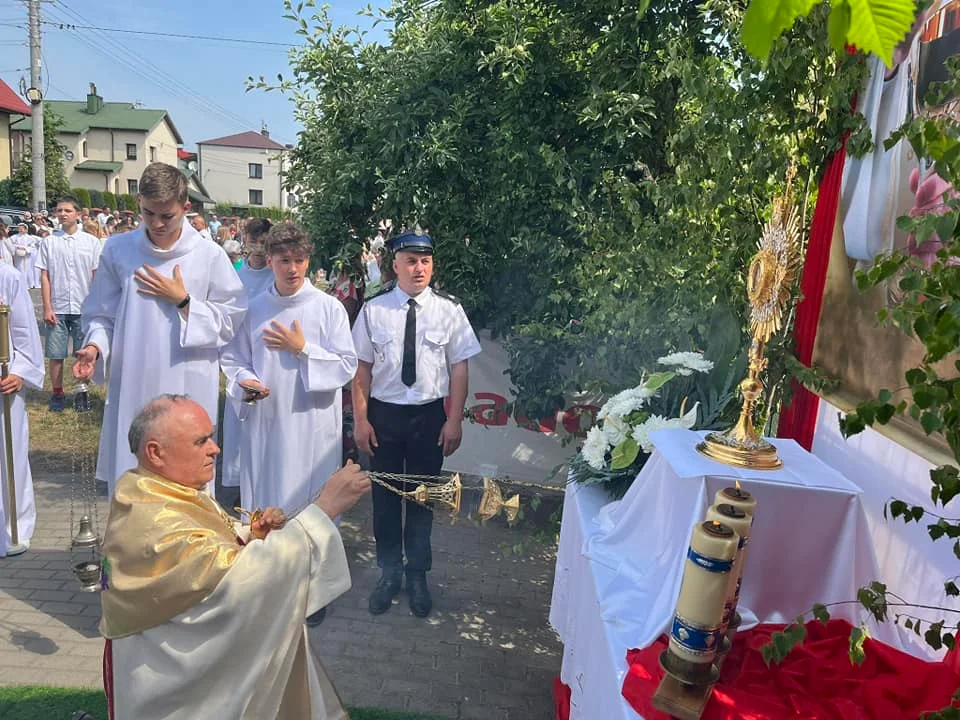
[176,294,191,309]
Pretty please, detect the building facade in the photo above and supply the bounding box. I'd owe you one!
[197,129,295,210]
[0,80,30,181]
[11,83,182,195]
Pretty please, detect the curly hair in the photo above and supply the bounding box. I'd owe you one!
[265,221,313,257]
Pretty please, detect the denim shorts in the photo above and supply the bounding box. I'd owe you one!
[45,313,84,360]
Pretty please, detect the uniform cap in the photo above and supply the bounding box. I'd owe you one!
[389,230,433,254]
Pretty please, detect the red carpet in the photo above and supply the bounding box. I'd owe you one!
[555,620,959,719]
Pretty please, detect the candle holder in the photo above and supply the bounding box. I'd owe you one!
[697,169,801,471]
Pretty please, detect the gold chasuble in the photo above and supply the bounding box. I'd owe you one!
[101,468,352,720]
[101,469,242,638]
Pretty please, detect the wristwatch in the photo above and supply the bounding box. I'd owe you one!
[176,294,191,309]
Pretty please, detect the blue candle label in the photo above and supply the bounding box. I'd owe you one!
[687,547,734,573]
[671,615,720,655]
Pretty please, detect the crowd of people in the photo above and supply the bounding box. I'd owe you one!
[0,160,482,718]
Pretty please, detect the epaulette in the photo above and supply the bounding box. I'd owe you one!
[433,288,461,304]
[367,280,397,301]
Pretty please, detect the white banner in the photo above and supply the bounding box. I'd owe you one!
[441,331,591,482]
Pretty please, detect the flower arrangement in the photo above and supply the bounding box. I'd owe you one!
[571,351,717,498]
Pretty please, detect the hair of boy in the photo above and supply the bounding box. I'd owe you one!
[139,163,188,204]
[265,222,312,257]
[245,217,272,242]
[56,195,82,213]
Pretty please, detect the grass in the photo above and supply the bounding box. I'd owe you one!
[0,686,449,720]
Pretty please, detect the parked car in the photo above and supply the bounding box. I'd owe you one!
[0,207,29,226]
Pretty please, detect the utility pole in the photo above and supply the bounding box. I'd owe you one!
[27,0,45,212]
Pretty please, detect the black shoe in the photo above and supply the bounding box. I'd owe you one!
[368,568,403,615]
[406,571,432,618]
[306,607,327,627]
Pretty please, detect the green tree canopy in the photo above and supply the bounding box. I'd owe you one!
[258,0,866,415]
[11,106,70,210]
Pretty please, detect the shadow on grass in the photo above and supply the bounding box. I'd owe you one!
[0,686,450,720]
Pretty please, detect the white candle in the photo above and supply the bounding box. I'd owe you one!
[706,503,752,636]
[715,485,757,518]
[669,520,738,666]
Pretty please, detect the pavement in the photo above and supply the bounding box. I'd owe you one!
[0,451,563,720]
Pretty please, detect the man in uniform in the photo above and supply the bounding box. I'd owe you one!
[352,230,481,618]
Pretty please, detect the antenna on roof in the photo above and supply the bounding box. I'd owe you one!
[134,99,144,108]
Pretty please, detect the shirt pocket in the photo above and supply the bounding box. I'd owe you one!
[423,331,449,384]
[370,332,394,364]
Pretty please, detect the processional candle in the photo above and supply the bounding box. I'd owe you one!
[668,521,738,667]
[706,503,752,638]
[714,486,757,628]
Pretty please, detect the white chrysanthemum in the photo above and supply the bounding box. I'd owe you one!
[631,402,700,453]
[602,413,629,446]
[581,426,609,470]
[657,351,714,376]
[598,385,655,419]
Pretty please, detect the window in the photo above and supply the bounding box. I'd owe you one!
[149,146,157,162]
[126,144,137,160]
[249,189,263,206]
[81,140,87,158]
[248,163,263,179]
[128,179,138,194]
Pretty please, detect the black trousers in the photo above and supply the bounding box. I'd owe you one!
[368,397,446,573]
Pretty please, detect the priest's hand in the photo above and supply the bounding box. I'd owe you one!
[251,507,286,539]
[263,320,305,355]
[134,264,188,305]
[73,345,99,380]
[315,460,371,519]
[0,374,23,395]
[238,379,271,401]
[353,417,378,456]
[437,418,463,457]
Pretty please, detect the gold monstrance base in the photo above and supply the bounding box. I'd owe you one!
[696,432,782,470]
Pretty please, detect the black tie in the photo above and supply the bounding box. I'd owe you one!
[402,298,417,387]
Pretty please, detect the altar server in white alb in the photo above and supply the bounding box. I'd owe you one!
[73,163,247,496]
[9,223,40,288]
[0,263,44,556]
[220,222,358,515]
[220,217,276,492]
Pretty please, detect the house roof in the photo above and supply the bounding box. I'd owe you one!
[0,80,30,115]
[180,167,214,205]
[75,160,123,172]
[177,148,196,160]
[11,100,183,143]
[198,130,286,151]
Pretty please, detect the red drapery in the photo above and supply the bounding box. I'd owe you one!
[553,620,959,720]
[776,146,848,449]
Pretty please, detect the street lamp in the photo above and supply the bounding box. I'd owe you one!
[25,87,42,105]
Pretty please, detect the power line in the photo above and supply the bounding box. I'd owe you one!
[41,20,295,48]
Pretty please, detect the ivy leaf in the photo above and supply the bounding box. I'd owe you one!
[845,0,915,66]
[741,0,821,61]
[848,625,869,665]
[610,437,640,470]
[812,603,831,624]
[828,0,852,52]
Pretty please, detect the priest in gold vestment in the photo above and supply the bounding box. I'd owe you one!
[99,394,370,720]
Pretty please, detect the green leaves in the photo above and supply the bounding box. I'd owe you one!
[848,624,869,666]
[610,437,640,470]
[742,0,914,66]
[812,603,831,624]
[742,0,821,59]
[761,621,809,666]
[644,371,676,393]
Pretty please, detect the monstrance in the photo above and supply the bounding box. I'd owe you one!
[697,170,802,470]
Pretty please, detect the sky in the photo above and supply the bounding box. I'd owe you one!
[0,0,389,150]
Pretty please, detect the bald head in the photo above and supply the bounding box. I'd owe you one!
[129,394,220,489]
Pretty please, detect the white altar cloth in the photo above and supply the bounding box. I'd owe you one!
[549,429,893,720]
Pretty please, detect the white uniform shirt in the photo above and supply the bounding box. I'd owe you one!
[352,285,481,405]
[36,229,101,314]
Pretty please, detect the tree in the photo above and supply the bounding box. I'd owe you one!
[71,187,91,209]
[11,106,70,209]
[254,0,863,420]
[102,191,116,211]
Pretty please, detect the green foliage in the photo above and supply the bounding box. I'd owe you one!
[119,193,137,211]
[246,206,295,221]
[0,179,14,207]
[102,191,116,210]
[72,187,91,209]
[11,107,71,209]
[89,189,105,209]
[742,0,915,66]
[254,0,866,416]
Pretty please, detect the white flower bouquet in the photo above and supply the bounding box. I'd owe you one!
[570,351,715,498]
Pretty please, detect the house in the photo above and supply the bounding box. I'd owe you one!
[197,128,296,210]
[11,83,182,196]
[0,80,30,181]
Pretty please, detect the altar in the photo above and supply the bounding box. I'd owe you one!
[549,428,897,720]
